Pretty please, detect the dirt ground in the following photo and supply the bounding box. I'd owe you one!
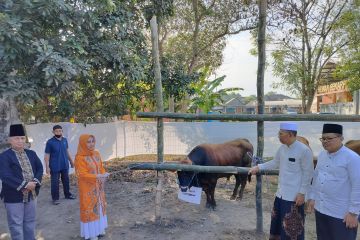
[0,155,358,240]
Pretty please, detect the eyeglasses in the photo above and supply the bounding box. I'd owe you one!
[319,136,339,142]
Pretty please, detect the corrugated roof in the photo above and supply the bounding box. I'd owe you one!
[224,97,246,107]
[243,99,302,107]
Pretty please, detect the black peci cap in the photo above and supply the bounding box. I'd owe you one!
[322,123,343,135]
[9,124,26,137]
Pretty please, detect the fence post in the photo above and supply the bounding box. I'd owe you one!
[256,0,267,233]
[150,15,164,224]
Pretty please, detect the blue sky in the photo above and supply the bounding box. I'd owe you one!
[215,31,287,96]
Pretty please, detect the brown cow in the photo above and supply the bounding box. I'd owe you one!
[297,136,310,147]
[345,140,360,155]
[177,138,253,210]
[297,135,316,168]
[312,140,360,168]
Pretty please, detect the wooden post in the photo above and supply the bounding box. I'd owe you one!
[256,0,267,233]
[150,15,164,224]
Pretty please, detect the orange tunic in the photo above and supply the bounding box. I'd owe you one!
[74,135,107,223]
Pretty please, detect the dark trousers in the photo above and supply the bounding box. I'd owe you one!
[50,169,71,200]
[315,210,357,240]
[269,197,305,240]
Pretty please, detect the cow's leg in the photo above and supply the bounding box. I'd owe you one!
[236,175,247,201]
[231,174,240,200]
[205,189,212,209]
[210,189,216,210]
[209,180,218,210]
[201,182,212,209]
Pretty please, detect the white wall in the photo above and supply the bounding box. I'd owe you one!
[25,120,360,163]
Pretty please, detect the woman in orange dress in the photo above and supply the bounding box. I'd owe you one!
[75,134,109,240]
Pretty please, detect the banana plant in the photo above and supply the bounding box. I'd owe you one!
[189,67,243,114]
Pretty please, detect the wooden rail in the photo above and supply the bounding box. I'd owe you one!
[137,112,360,122]
[128,162,279,175]
[135,111,357,233]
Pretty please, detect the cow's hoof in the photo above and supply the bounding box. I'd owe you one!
[206,203,211,209]
[236,196,243,201]
[211,206,216,211]
[230,195,236,200]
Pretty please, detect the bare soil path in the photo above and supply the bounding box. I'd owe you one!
[1,155,358,240]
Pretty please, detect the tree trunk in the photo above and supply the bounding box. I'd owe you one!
[305,91,316,113]
[179,0,200,113]
[301,34,306,114]
[168,96,175,113]
[256,0,267,233]
[0,96,20,152]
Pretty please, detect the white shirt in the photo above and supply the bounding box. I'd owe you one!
[308,146,360,219]
[259,140,314,201]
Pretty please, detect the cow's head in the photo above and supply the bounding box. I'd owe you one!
[177,157,199,192]
[177,171,198,192]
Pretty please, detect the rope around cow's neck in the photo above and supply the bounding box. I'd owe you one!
[183,172,199,190]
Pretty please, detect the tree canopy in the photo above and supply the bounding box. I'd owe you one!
[3,0,358,123]
[1,0,151,122]
[335,3,360,92]
[268,0,352,113]
[1,0,259,122]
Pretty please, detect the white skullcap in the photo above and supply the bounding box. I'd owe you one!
[280,122,298,131]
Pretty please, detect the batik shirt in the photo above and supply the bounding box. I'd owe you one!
[12,149,36,202]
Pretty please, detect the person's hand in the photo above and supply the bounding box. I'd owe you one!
[21,188,29,193]
[46,167,50,175]
[25,181,37,191]
[97,173,108,180]
[343,213,358,228]
[295,193,305,206]
[248,166,260,175]
[306,200,315,214]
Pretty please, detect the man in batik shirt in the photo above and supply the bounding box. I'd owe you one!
[0,124,43,240]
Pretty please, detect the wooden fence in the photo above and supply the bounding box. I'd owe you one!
[133,112,360,233]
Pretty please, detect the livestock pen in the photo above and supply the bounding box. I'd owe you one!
[131,112,360,234]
